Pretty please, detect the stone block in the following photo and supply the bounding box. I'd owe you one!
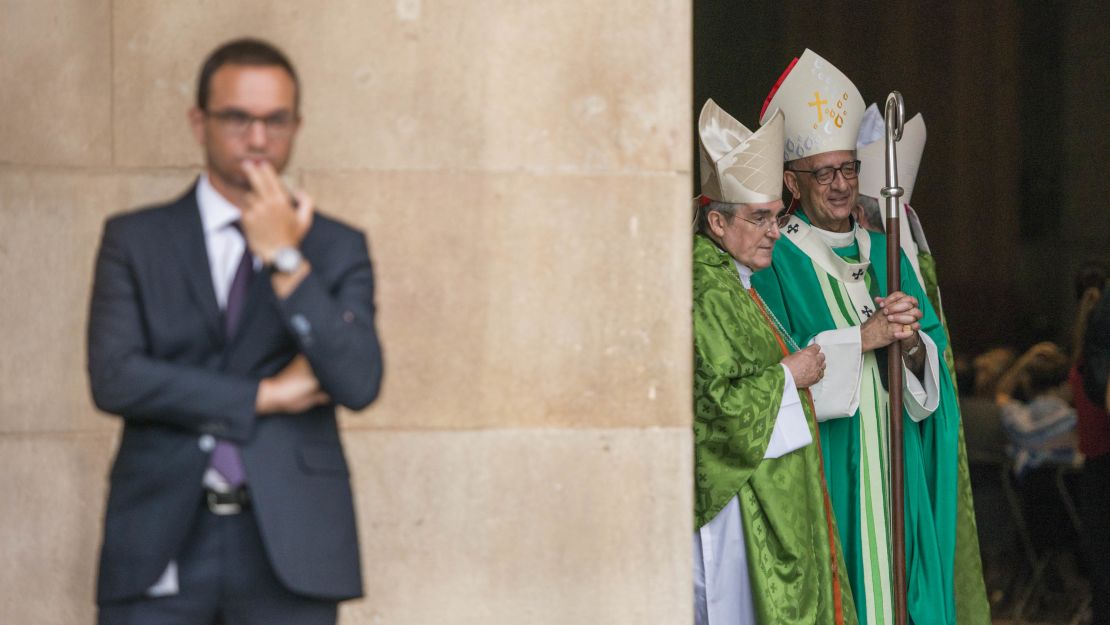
[304,169,692,429]
[0,0,113,166]
[0,169,197,433]
[0,432,116,624]
[111,0,691,174]
[341,427,692,625]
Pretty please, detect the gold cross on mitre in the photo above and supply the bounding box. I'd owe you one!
[808,91,827,122]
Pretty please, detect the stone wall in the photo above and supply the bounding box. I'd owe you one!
[0,2,692,623]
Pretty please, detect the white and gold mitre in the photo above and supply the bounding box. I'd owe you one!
[698,99,784,204]
[857,103,927,205]
[759,49,864,162]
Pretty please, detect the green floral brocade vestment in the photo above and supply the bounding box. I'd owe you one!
[694,234,857,625]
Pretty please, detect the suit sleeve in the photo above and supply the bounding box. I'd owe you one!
[276,230,383,410]
[87,217,260,441]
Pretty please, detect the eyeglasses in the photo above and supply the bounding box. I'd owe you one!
[736,210,791,231]
[205,108,297,138]
[789,160,861,185]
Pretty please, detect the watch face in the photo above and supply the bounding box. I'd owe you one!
[275,248,302,273]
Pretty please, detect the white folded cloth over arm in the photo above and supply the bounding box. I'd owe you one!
[764,364,813,458]
[806,327,863,422]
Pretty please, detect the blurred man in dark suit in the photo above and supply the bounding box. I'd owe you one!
[88,38,383,625]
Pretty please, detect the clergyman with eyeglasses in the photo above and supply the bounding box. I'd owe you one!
[749,49,988,624]
[88,38,383,625]
[692,99,857,625]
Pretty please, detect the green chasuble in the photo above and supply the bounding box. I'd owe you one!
[693,234,857,625]
[750,212,970,625]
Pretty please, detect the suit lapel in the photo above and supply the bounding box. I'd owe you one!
[163,184,224,345]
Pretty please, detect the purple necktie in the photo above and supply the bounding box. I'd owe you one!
[209,224,253,487]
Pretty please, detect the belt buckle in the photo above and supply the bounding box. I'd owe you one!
[206,490,242,516]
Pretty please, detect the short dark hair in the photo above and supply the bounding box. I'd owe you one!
[196,38,299,112]
[1024,345,1069,395]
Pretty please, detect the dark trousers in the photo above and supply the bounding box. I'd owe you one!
[1082,454,1110,625]
[98,504,337,625]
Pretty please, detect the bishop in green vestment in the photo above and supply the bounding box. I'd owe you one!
[693,99,856,625]
[753,49,987,625]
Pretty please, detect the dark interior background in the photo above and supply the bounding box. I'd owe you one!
[693,0,1110,359]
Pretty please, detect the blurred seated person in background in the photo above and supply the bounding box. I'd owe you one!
[994,342,1083,602]
[975,347,1018,399]
[995,342,1079,480]
[959,347,1017,464]
[959,347,1019,604]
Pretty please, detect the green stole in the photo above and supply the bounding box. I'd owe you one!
[751,213,960,625]
[693,234,857,625]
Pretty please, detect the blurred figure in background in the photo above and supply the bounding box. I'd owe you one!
[994,342,1078,481]
[993,341,1088,620]
[962,347,1018,464]
[1072,263,1110,625]
[88,39,383,625]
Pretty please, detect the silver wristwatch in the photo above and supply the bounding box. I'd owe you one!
[271,247,304,274]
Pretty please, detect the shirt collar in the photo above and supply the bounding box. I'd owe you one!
[810,222,856,248]
[196,173,242,234]
[795,209,860,247]
[730,258,754,288]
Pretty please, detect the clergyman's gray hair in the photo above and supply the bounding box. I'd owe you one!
[857,194,882,228]
[693,199,739,236]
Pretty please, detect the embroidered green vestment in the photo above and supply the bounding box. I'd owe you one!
[750,212,977,625]
[694,234,857,625]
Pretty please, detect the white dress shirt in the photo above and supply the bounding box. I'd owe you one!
[196,174,258,310]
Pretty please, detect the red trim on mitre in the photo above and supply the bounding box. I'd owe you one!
[761,56,799,119]
[698,194,713,207]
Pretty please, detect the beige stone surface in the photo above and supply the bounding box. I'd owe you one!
[0,432,115,624]
[111,0,691,174]
[0,0,113,167]
[0,428,689,625]
[0,168,198,434]
[3,1,693,622]
[341,427,692,625]
[304,170,692,430]
[0,167,692,433]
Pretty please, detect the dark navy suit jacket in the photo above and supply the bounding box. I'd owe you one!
[87,183,383,603]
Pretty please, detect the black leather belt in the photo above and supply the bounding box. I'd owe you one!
[204,486,251,515]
